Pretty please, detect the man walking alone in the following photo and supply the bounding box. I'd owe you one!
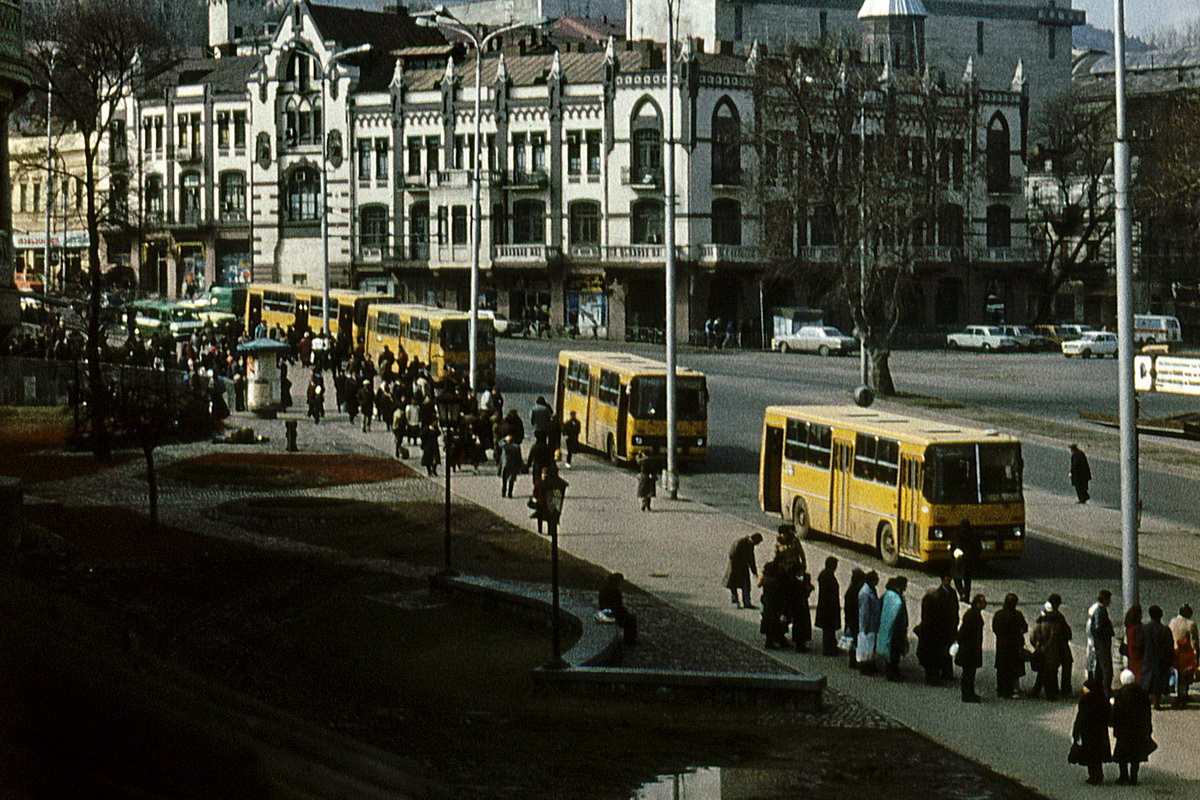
[723,533,763,609]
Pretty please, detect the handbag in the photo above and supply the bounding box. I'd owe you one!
[1067,740,1085,766]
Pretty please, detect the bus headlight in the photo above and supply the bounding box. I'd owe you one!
[633,436,644,445]
[929,527,945,540]
[1012,525,1024,538]
[696,437,706,447]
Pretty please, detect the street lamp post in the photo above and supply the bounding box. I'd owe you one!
[435,390,463,576]
[663,0,679,500]
[320,43,372,338]
[418,7,549,392]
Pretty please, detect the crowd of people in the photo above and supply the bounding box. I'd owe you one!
[726,526,1200,786]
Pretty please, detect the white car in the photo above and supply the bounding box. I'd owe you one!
[772,325,858,356]
[946,325,1019,352]
[1062,331,1118,359]
[477,310,510,335]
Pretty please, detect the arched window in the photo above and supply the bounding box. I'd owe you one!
[986,114,1010,193]
[179,171,201,224]
[360,205,388,250]
[512,199,545,244]
[937,203,964,248]
[219,171,246,220]
[286,50,314,91]
[144,174,163,220]
[631,199,664,244]
[409,202,429,259]
[711,100,741,185]
[631,99,662,183]
[986,204,1011,248]
[711,199,741,245]
[285,167,319,222]
[569,200,600,246]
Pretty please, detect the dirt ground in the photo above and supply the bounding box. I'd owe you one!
[0,415,1047,800]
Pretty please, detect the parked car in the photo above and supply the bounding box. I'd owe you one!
[772,325,858,356]
[998,325,1051,351]
[1133,314,1182,345]
[478,310,510,336]
[945,325,1019,351]
[1034,323,1094,347]
[1062,331,1118,359]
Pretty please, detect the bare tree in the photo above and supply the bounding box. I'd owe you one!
[752,41,973,395]
[26,0,174,460]
[1025,88,1116,323]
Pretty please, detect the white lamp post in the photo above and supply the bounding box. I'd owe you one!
[320,43,372,337]
[418,7,549,392]
[44,45,56,294]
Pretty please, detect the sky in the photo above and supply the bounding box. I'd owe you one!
[1075,0,1199,38]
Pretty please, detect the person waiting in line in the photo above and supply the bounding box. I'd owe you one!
[956,594,987,703]
[877,575,910,681]
[497,435,523,499]
[598,572,637,646]
[992,592,1029,698]
[358,379,375,433]
[1044,593,1076,697]
[1138,604,1176,711]
[1030,598,1068,700]
[844,568,867,670]
[916,576,959,686]
[1086,589,1116,697]
[856,570,881,675]
[636,454,657,512]
[950,522,981,603]
[815,556,841,657]
[1110,668,1155,786]
[758,561,790,650]
[1170,603,1199,708]
[1070,677,1112,786]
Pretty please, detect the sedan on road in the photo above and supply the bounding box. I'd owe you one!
[946,325,1019,352]
[1062,331,1118,358]
[772,325,858,356]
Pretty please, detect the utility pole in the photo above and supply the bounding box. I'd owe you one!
[1112,0,1139,610]
[663,0,679,499]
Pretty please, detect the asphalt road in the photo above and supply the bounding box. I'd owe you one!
[494,337,1200,591]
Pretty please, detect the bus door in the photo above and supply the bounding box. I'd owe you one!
[829,438,854,536]
[898,455,923,557]
[248,293,263,332]
[337,303,354,349]
[616,384,629,459]
[295,299,309,333]
[554,365,566,418]
[761,425,784,514]
[587,372,601,448]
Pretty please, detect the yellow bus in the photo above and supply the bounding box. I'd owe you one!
[554,351,708,467]
[244,283,386,350]
[759,405,1025,566]
[363,303,495,384]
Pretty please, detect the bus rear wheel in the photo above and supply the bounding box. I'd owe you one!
[792,497,812,539]
[878,522,900,567]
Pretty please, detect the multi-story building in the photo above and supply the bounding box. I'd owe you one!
[99,0,1043,338]
[0,0,30,331]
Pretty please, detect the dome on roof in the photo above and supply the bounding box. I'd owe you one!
[857,0,928,19]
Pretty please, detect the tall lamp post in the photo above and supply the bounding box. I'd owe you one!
[435,390,463,576]
[1111,0,1139,610]
[663,0,679,499]
[320,43,372,337]
[418,7,549,392]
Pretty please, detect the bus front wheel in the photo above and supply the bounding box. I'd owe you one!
[792,497,812,539]
[878,522,900,567]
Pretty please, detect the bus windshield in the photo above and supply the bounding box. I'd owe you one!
[924,442,1022,505]
[630,376,707,421]
[440,319,494,351]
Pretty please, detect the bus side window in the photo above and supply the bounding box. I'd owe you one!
[854,433,876,481]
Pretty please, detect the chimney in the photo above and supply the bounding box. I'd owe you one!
[719,40,734,55]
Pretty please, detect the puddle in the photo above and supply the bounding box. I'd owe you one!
[632,767,811,799]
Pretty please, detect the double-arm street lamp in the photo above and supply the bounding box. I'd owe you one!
[417,6,548,392]
[321,43,372,337]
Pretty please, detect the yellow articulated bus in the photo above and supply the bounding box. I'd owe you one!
[554,351,708,467]
[363,303,495,384]
[759,405,1025,566]
[244,283,387,350]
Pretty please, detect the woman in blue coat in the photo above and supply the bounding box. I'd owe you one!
[876,576,909,681]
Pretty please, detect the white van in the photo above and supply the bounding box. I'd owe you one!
[1133,314,1182,345]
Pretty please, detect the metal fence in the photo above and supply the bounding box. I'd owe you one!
[0,357,187,410]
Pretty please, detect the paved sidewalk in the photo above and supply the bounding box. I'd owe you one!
[409,439,1200,800]
[68,392,1200,800]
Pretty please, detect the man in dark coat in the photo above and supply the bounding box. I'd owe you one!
[1087,588,1116,696]
[723,533,763,609]
[561,410,582,467]
[955,594,987,702]
[358,380,375,432]
[815,556,842,656]
[917,576,960,685]
[950,522,982,602]
[992,592,1029,698]
[1069,443,1092,503]
[1138,604,1176,709]
[1111,668,1154,785]
[1072,677,1112,785]
[844,568,866,669]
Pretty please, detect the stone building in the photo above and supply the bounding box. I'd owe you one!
[8,130,89,292]
[0,0,30,331]
[100,0,1044,337]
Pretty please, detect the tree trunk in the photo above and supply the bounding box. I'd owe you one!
[84,141,111,461]
[873,349,896,397]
